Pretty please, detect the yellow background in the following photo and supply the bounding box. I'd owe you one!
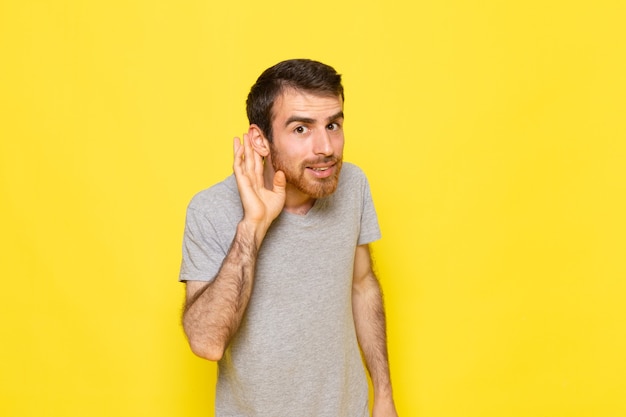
[1,0,625,416]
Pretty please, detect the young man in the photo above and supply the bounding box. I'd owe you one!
[180,59,398,417]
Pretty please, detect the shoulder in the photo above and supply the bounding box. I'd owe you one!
[336,162,372,196]
[187,174,240,212]
[185,175,243,229]
[321,162,373,210]
[339,162,368,185]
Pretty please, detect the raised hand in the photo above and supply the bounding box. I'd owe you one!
[233,133,286,245]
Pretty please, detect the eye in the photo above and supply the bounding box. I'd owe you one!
[327,122,341,131]
[294,125,309,134]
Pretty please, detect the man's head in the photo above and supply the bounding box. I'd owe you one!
[246,59,344,142]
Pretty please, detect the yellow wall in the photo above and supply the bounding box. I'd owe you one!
[1,1,625,416]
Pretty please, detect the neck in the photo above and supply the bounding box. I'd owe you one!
[283,186,315,215]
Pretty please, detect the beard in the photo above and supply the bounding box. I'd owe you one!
[270,147,343,199]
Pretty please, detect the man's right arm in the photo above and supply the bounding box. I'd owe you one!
[182,133,285,361]
[182,221,261,361]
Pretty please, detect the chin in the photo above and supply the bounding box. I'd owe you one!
[300,168,341,198]
[307,183,338,199]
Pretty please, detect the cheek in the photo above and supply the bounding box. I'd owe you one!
[287,142,313,159]
[273,143,306,166]
[333,136,345,154]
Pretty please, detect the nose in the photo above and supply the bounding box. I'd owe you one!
[312,129,333,156]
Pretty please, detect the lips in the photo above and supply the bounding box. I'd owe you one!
[306,163,336,178]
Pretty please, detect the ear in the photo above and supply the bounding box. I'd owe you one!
[248,124,270,157]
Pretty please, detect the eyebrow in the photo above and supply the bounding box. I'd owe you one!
[284,111,344,127]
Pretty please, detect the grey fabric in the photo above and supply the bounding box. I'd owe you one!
[180,162,381,417]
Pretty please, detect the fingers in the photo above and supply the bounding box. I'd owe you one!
[252,141,265,187]
[233,134,253,174]
[234,133,267,187]
[233,136,244,178]
[233,136,242,160]
[272,170,286,193]
[233,134,265,190]
[232,133,285,226]
[242,133,255,175]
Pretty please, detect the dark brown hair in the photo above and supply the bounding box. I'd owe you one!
[246,59,344,142]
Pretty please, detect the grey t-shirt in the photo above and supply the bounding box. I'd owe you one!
[180,162,381,417]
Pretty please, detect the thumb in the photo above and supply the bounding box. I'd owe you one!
[272,170,286,192]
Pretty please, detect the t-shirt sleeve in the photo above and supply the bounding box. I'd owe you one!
[357,173,381,245]
[179,205,228,283]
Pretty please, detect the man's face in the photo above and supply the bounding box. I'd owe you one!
[268,88,344,199]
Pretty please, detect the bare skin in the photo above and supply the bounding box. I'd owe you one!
[182,89,398,415]
[182,134,286,360]
[353,244,399,417]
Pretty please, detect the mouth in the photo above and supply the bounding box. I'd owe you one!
[305,162,337,178]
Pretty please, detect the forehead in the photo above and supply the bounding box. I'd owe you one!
[271,88,343,121]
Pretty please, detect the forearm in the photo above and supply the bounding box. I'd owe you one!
[183,221,262,361]
[352,272,394,399]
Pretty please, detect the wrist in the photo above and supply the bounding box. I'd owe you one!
[373,381,394,402]
[238,219,268,248]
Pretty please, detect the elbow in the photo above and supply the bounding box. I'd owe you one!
[182,312,226,361]
[190,342,225,362]
[186,332,226,361]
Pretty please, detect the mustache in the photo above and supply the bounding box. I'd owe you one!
[302,156,341,166]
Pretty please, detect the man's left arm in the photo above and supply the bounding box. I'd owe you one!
[352,244,399,417]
